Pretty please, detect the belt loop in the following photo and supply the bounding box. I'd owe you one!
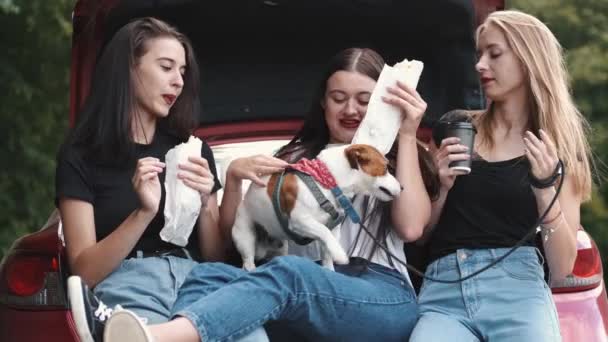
[136,250,143,259]
[429,257,439,278]
[489,248,497,261]
[182,248,193,260]
[534,247,546,266]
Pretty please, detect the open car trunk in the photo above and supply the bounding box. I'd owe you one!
[68,0,503,291]
[73,0,497,134]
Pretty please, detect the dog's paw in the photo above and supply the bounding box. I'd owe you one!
[333,250,349,265]
[243,261,257,272]
[322,261,335,271]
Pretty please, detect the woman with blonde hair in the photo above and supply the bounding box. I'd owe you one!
[410,10,593,341]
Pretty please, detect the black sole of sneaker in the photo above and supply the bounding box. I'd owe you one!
[68,276,94,342]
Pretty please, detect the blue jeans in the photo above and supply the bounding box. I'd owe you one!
[410,247,561,341]
[172,255,418,342]
[93,255,198,324]
[94,254,269,342]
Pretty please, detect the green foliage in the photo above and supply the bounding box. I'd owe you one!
[0,0,19,14]
[0,0,73,257]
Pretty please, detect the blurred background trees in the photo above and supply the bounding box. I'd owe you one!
[0,0,607,275]
[0,0,71,256]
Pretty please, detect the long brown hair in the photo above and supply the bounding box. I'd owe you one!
[63,17,200,165]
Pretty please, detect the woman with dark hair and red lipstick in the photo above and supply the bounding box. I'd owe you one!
[56,17,285,342]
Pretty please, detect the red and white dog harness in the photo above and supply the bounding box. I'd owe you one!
[272,158,361,245]
[288,158,338,189]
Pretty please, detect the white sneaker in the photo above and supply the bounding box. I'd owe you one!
[68,276,118,342]
[104,308,155,342]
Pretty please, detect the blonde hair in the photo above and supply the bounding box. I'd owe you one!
[475,10,593,200]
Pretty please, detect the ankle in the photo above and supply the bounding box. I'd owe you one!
[152,318,200,342]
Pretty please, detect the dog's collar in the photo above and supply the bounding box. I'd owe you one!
[288,159,361,224]
[288,158,337,189]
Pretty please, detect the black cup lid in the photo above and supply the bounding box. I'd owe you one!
[446,121,477,132]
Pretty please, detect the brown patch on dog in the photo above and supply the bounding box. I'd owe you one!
[267,174,278,199]
[266,173,298,215]
[345,144,388,176]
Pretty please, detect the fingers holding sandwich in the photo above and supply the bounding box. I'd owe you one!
[382,80,427,137]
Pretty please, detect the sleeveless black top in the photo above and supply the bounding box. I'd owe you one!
[428,155,538,262]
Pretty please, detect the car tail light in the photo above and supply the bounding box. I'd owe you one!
[551,230,603,293]
[0,251,68,309]
[0,213,69,309]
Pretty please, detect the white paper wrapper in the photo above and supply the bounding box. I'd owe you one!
[352,59,424,154]
[160,136,203,246]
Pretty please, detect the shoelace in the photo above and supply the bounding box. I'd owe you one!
[94,302,114,322]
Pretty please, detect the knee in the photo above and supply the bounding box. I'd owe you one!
[263,255,321,281]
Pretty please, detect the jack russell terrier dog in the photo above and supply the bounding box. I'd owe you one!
[231,143,403,271]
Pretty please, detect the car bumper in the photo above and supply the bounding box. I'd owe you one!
[554,280,608,341]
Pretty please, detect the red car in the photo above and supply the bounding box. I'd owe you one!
[1,0,607,341]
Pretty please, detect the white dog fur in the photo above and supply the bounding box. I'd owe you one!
[231,144,402,271]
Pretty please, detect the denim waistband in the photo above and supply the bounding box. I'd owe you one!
[346,257,410,284]
[430,246,543,273]
[127,247,198,261]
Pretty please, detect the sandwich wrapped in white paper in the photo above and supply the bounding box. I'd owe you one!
[352,58,424,154]
[160,136,203,246]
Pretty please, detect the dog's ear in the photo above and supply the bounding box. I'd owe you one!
[345,144,388,176]
[345,144,371,169]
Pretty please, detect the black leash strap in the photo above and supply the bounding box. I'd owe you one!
[359,160,565,283]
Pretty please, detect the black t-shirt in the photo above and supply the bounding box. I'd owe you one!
[429,156,538,262]
[55,131,222,258]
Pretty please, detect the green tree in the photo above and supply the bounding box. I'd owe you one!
[0,0,73,257]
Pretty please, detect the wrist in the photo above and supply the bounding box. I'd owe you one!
[200,194,210,209]
[532,186,556,203]
[542,210,562,225]
[398,131,417,141]
[136,207,157,221]
[439,184,451,197]
[225,170,242,188]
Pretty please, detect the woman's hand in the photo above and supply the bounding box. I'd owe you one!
[434,137,470,192]
[524,130,560,183]
[227,155,289,187]
[132,157,165,214]
[382,80,427,137]
[178,156,216,207]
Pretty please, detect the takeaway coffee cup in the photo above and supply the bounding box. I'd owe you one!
[445,122,476,174]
